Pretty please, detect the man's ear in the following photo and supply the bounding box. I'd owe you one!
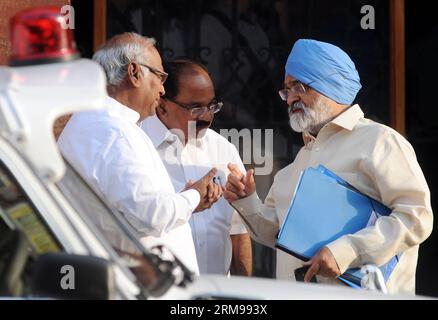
[127,62,142,88]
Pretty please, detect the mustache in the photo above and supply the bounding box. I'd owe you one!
[288,101,307,113]
[195,120,211,128]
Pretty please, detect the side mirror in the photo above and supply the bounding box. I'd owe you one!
[30,253,116,300]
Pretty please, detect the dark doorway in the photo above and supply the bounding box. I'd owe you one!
[406,0,438,297]
[71,0,94,59]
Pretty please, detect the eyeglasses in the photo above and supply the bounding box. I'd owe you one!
[279,72,342,101]
[167,98,224,117]
[136,62,168,84]
[278,81,307,101]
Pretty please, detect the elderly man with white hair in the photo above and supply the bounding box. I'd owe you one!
[224,39,433,294]
[58,32,221,274]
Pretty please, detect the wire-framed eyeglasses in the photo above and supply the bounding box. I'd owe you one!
[278,81,308,101]
[279,72,342,101]
[167,99,224,117]
[136,62,168,84]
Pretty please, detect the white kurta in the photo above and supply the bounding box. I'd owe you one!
[141,115,248,275]
[58,96,200,274]
[232,105,433,294]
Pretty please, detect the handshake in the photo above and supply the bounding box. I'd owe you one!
[185,164,256,213]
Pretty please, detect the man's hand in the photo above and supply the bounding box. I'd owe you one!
[185,168,223,213]
[303,246,341,282]
[224,163,256,203]
[195,180,223,213]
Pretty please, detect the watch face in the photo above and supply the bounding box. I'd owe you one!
[213,175,223,186]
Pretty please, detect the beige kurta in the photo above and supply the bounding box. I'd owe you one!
[233,105,433,294]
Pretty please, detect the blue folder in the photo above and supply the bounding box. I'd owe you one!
[275,165,400,287]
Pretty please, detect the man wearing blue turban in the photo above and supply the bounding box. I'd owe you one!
[225,39,433,295]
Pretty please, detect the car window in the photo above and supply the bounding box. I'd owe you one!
[0,162,61,254]
[0,161,63,297]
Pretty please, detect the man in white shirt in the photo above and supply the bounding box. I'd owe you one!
[141,59,252,276]
[224,39,433,294]
[58,33,221,274]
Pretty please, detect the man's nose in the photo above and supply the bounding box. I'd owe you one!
[287,92,299,106]
[198,110,213,121]
[159,83,165,97]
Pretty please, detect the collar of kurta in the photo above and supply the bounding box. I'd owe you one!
[105,96,140,124]
[143,114,176,148]
[302,104,364,145]
[142,114,208,149]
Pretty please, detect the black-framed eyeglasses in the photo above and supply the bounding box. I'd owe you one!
[166,98,223,117]
[135,62,168,84]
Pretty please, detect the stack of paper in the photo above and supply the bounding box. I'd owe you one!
[276,165,400,288]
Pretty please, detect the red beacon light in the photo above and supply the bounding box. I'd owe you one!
[9,6,80,66]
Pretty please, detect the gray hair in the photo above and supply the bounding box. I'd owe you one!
[92,32,157,86]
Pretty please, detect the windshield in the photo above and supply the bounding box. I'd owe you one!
[55,160,189,298]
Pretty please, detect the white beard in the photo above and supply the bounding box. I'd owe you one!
[288,96,333,134]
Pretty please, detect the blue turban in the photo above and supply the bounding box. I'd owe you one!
[285,39,362,105]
